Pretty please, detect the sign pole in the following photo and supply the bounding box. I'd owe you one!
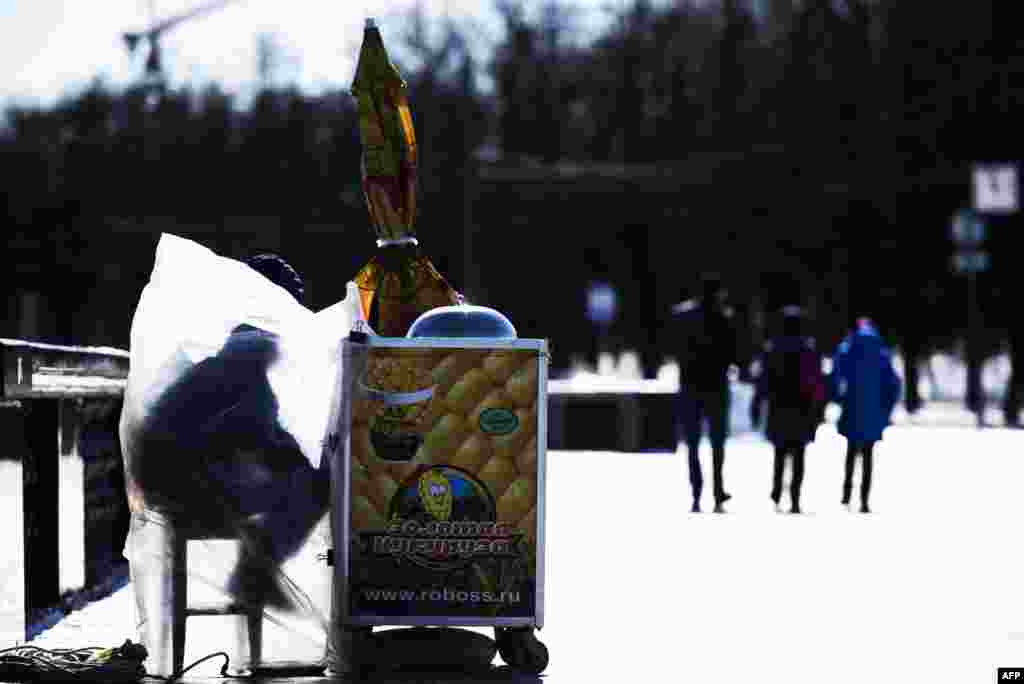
[968,162,1020,425]
[951,208,989,426]
[966,268,983,425]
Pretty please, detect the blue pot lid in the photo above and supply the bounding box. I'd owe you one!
[407,305,518,339]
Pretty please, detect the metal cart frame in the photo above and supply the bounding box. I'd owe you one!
[329,336,549,672]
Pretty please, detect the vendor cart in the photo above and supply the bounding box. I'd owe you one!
[326,319,549,675]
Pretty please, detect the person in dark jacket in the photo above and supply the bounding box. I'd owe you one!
[133,253,328,609]
[830,317,902,514]
[1003,321,1024,427]
[751,307,826,514]
[671,275,743,513]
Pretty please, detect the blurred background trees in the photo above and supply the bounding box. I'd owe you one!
[2,0,1020,381]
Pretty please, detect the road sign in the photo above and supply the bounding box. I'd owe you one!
[973,164,1018,214]
[952,249,990,274]
[950,209,986,246]
[586,282,618,326]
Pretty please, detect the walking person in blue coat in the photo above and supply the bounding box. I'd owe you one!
[830,317,902,513]
[750,306,827,514]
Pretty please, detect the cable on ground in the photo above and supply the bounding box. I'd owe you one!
[0,640,246,683]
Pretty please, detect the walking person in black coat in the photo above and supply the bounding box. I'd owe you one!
[750,307,826,514]
[671,275,744,513]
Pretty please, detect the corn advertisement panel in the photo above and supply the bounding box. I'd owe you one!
[346,342,542,621]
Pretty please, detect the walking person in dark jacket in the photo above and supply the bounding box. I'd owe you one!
[830,317,902,514]
[671,275,743,513]
[751,307,826,514]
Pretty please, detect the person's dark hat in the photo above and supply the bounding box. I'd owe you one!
[246,253,305,303]
[781,305,803,336]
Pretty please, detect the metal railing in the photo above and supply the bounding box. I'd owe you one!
[1,339,130,643]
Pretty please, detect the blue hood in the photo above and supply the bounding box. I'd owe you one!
[831,329,901,442]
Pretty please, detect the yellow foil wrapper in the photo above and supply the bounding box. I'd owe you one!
[349,18,460,335]
[351,19,418,241]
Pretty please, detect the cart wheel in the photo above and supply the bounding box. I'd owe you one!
[495,627,549,675]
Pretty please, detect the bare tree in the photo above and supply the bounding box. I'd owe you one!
[255,33,301,91]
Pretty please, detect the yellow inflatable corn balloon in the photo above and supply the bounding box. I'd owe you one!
[350,17,417,241]
[350,18,459,336]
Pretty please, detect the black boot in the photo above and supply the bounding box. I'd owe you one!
[227,524,293,611]
[227,554,292,611]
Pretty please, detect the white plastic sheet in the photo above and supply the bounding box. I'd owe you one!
[118,234,359,676]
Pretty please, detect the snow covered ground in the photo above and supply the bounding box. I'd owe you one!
[20,419,1024,683]
[570,349,1016,403]
[896,351,1014,402]
[541,423,1024,684]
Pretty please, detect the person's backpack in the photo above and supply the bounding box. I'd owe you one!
[799,347,826,405]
